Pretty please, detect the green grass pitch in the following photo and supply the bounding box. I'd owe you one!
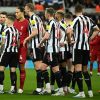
[0,68,100,100]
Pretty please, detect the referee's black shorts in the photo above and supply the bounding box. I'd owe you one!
[72,49,89,66]
[0,52,18,68]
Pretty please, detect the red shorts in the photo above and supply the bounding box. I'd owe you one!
[90,50,100,62]
[18,44,27,64]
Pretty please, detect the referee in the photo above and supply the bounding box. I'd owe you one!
[67,4,99,98]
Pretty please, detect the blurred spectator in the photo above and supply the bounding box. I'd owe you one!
[83,0,96,8]
[35,1,44,11]
[96,4,100,13]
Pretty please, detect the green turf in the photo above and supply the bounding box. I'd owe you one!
[0,68,100,100]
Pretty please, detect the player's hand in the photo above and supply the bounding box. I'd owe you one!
[59,42,65,47]
[37,43,41,49]
[23,39,27,47]
[70,40,75,45]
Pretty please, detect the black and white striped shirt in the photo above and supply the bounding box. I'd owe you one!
[59,20,69,52]
[29,13,44,49]
[0,24,7,43]
[2,26,19,52]
[71,15,97,50]
[46,19,60,53]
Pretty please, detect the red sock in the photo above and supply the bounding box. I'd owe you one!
[98,63,100,73]
[20,70,26,89]
[90,62,93,72]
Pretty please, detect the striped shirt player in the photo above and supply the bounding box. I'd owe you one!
[28,13,44,62]
[43,19,60,67]
[0,26,19,68]
[70,15,98,65]
[0,24,7,52]
[59,20,72,62]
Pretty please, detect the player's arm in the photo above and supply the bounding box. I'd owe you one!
[23,18,38,46]
[39,23,52,47]
[39,32,50,47]
[89,18,100,40]
[90,28,100,40]
[66,18,78,44]
[17,31,20,48]
[1,31,6,51]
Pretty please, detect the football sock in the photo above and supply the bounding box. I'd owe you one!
[71,71,76,89]
[0,71,4,85]
[66,71,73,87]
[36,70,42,88]
[54,71,62,88]
[20,70,26,89]
[83,71,92,90]
[60,67,67,87]
[42,70,49,84]
[98,63,100,73]
[50,69,55,85]
[75,71,83,92]
[10,72,17,87]
[90,62,93,72]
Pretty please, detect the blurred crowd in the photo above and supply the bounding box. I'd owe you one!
[0,0,99,28]
[65,0,100,8]
[0,0,100,8]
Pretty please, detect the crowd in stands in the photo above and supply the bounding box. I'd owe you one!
[0,0,99,8]
[65,0,100,8]
[0,0,99,28]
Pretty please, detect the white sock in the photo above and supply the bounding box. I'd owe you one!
[51,85,54,91]
[0,84,3,91]
[63,86,67,91]
[59,88,63,92]
[46,83,50,89]
[11,86,14,91]
[36,88,42,92]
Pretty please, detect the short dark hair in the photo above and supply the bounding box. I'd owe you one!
[25,3,34,12]
[17,6,24,12]
[56,10,64,18]
[64,13,73,19]
[46,8,55,16]
[7,15,15,22]
[0,11,7,16]
[75,4,83,13]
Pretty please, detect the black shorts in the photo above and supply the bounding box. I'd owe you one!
[43,52,59,67]
[32,48,44,62]
[0,52,18,68]
[72,49,89,66]
[59,51,72,63]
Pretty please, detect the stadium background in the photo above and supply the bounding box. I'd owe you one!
[0,0,100,100]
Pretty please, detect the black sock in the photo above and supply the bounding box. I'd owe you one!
[71,72,76,89]
[50,69,55,85]
[75,71,83,92]
[83,71,92,90]
[0,71,4,85]
[60,67,67,87]
[10,72,17,86]
[41,75,44,88]
[54,71,62,88]
[36,70,42,88]
[42,70,49,84]
[66,71,73,87]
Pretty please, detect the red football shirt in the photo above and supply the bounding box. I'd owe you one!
[14,19,29,44]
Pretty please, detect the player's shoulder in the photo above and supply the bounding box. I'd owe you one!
[24,18,29,22]
[23,19,29,25]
